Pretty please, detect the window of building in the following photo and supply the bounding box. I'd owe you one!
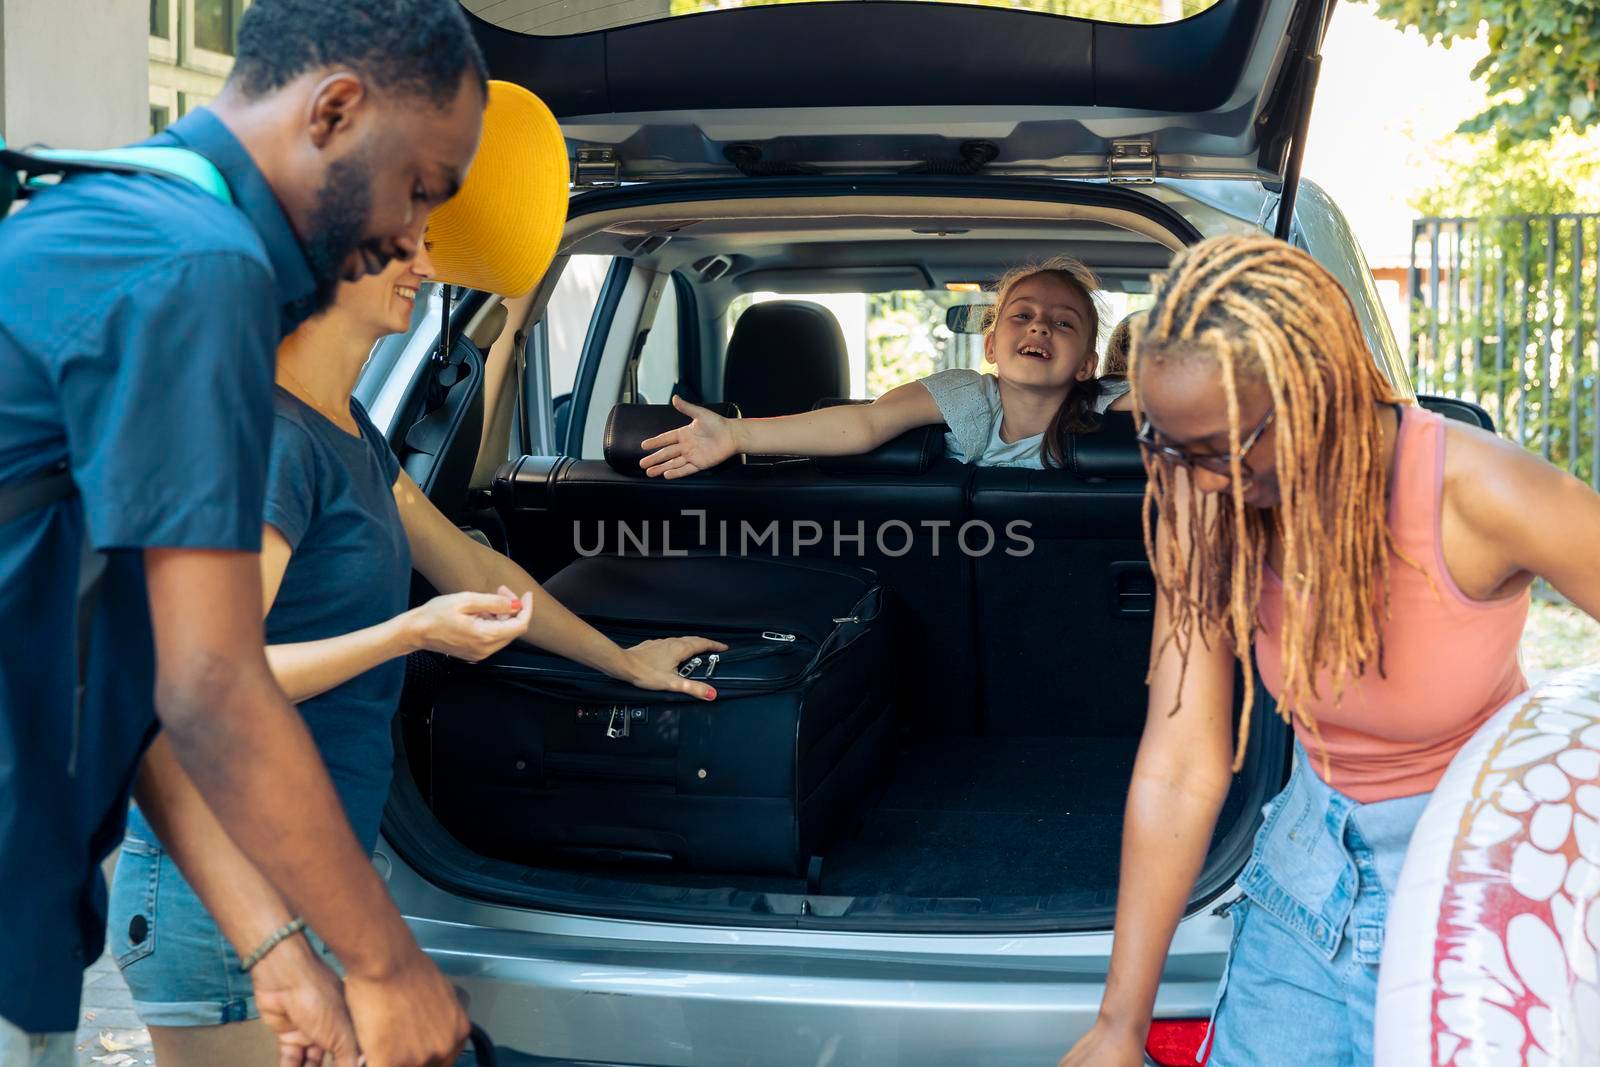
[194,0,236,55]
[150,86,179,134]
[184,0,243,75]
[149,0,177,61]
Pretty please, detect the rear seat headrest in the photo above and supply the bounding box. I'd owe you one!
[1068,411,1145,480]
[604,401,742,476]
[809,397,947,476]
[723,301,850,419]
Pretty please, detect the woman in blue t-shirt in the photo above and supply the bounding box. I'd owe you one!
[107,242,726,1066]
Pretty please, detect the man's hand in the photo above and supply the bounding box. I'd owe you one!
[249,934,359,1067]
[343,947,469,1067]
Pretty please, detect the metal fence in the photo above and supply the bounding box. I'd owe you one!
[1409,214,1600,489]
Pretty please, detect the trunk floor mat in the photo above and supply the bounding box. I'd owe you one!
[818,736,1138,899]
[535,735,1246,902]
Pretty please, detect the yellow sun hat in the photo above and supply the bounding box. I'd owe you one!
[428,80,568,298]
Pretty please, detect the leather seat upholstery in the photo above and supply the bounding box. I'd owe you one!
[723,301,851,419]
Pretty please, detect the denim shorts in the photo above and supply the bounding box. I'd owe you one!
[106,825,341,1028]
[1199,744,1431,1067]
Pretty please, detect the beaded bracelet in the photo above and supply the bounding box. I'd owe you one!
[240,917,307,973]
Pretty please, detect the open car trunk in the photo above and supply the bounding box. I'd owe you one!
[373,179,1294,932]
[387,661,1285,931]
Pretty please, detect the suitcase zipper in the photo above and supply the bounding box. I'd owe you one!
[481,606,875,692]
[693,644,787,679]
[579,614,812,646]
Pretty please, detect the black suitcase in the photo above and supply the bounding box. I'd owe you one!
[428,554,896,875]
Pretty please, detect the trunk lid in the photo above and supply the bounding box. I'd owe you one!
[461,0,1334,186]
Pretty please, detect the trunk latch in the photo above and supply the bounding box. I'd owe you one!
[1107,140,1157,184]
[571,148,621,189]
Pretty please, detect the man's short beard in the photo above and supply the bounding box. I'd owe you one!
[304,151,376,313]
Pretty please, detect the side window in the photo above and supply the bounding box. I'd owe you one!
[545,255,614,400]
[633,280,680,405]
[520,255,614,456]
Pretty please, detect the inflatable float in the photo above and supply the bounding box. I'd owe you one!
[1376,664,1600,1065]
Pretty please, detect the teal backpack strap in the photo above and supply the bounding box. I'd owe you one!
[1,135,232,208]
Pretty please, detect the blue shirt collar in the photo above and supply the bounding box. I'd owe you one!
[156,109,320,335]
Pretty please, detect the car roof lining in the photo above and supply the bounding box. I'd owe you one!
[556,194,1184,292]
[562,194,1188,250]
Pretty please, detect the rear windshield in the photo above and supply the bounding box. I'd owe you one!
[465,0,1224,35]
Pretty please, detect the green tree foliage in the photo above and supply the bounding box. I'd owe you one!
[1412,123,1600,219]
[1406,121,1599,486]
[864,290,972,397]
[1372,0,1600,145]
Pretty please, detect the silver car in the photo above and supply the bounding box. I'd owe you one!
[355,2,1460,1062]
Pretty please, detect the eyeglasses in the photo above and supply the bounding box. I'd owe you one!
[1136,408,1276,478]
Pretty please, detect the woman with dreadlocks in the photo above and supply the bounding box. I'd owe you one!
[1058,234,1600,1066]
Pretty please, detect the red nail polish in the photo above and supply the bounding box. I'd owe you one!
[704,687,717,701]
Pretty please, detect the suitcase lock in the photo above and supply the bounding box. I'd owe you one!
[603,704,648,739]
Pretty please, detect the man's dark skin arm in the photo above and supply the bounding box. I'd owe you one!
[143,547,468,1067]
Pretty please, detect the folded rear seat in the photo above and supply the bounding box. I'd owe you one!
[968,413,1153,737]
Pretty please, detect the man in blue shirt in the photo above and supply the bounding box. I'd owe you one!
[0,2,488,1064]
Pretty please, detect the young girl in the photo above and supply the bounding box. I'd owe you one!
[639,257,1132,475]
[108,242,725,1067]
[1058,235,1600,1066]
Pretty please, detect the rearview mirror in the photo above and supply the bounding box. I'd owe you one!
[946,303,993,335]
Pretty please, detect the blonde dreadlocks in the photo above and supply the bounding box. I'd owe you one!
[1128,235,1410,772]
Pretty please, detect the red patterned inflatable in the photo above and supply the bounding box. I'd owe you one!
[1376,665,1600,1065]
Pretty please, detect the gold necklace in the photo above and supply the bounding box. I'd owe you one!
[277,366,354,431]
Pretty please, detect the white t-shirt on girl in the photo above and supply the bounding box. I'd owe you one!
[920,369,1125,469]
[920,369,1043,468]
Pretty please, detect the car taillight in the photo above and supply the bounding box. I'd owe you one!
[1145,1018,1211,1066]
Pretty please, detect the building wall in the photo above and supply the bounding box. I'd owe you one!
[0,0,146,149]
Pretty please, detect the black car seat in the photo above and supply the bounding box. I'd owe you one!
[723,300,850,418]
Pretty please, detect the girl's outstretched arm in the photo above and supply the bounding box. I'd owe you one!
[640,383,943,479]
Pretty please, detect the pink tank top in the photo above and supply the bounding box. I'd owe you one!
[1255,405,1529,802]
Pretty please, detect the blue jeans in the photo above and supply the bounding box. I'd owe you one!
[0,1016,73,1067]
[1201,745,1430,1066]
